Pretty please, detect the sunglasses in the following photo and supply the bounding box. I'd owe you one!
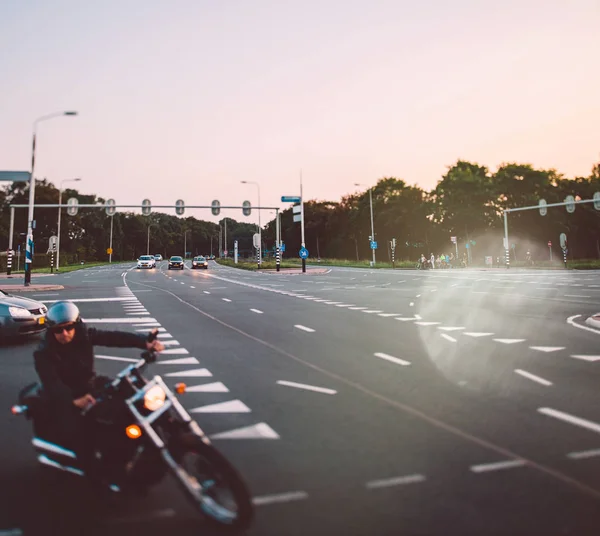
[50,324,76,335]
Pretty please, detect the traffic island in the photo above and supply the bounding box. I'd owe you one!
[261,268,330,275]
[0,284,64,292]
[585,314,600,330]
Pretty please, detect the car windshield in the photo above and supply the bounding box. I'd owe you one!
[197,257,206,261]
[140,256,153,260]
[170,257,183,261]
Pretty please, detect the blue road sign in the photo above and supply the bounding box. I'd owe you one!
[281,196,301,203]
[299,247,309,259]
[370,241,378,250]
[280,244,286,252]
[465,243,470,249]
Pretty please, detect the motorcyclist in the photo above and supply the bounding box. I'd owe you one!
[33,300,164,485]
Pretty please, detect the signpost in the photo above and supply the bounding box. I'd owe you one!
[234,240,238,264]
[560,233,568,268]
[299,247,309,259]
[253,233,260,268]
[390,238,396,268]
[282,187,306,272]
[548,240,552,261]
[106,199,116,263]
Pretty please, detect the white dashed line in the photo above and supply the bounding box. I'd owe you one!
[190,286,195,288]
[571,354,600,362]
[363,310,383,314]
[470,460,526,473]
[514,369,553,386]
[277,380,336,395]
[374,352,411,366]
[222,298,232,302]
[565,295,591,298]
[441,334,457,343]
[366,474,426,489]
[538,407,600,434]
[294,325,315,333]
[252,491,309,506]
[415,321,440,326]
[250,309,263,314]
[464,332,494,337]
[529,346,565,353]
[438,326,465,331]
[567,448,600,460]
[378,313,400,317]
[493,339,525,344]
[349,307,368,310]
[203,291,211,294]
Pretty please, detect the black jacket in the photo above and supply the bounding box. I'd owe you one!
[34,323,148,404]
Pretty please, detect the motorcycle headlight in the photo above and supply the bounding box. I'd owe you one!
[9,306,32,318]
[144,385,166,411]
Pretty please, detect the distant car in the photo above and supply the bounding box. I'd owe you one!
[154,254,163,261]
[0,290,47,338]
[209,255,215,260]
[192,256,208,270]
[137,255,156,269]
[168,256,184,270]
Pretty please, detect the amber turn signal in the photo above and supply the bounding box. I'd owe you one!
[175,382,187,394]
[126,424,142,439]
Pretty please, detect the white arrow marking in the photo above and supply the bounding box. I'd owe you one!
[190,400,251,413]
[571,355,600,362]
[210,422,279,440]
[529,346,565,353]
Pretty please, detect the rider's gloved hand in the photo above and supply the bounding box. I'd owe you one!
[146,329,165,353]
[73,393,96,409]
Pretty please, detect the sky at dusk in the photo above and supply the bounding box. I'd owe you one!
[1,0,598,225]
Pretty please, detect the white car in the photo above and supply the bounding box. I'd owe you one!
[154,254,163,261]
[137,255,156,269]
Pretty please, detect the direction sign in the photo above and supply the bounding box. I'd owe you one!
[594,192,600,211]
[67,197,79,216]
[0,171,30,182]
[280,243,286,252]
[565,195,575,214]
[107,247,113,255]
[253,233,260,249]
[299,247,309,259]
[281,196,301,203]
[105,198,116,216]
[141,198,152,216]
[370,241,378,250]
[242,200,251,216]
[539,199,547,216]
[560,233,567,249]
[175,199,185,216]
[211,200,220,216]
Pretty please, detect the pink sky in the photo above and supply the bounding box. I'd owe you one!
[1,0,598,225]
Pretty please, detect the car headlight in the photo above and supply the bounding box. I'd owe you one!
[144,385,166,411]
[9,306,32,318]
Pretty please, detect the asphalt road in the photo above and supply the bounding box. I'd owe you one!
[2,262,600,535]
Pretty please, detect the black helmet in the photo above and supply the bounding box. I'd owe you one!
[46,301,81,328]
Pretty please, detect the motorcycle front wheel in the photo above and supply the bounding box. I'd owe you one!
[172,433,253,531]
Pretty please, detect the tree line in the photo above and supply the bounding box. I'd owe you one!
[0,159,598,265]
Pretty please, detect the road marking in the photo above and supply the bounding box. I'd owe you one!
[158,357,199,365]
[395,317,416,322]
[374,352,411,366]
[470,460,526,473]
[32,293,59,297]
[571,354,600,362]
[135,327,166,332]
[190,286,195,288]
[464,332,494,337]
[567,449,600,460]
[41,297,137,304]
[438,326,465,331]
[324,301,342,305]
[165,368,212,377]
[493,339,525,344]
[222,298,232,302]
[203,291,211,294]
[294,325,315,333]
[161,348,189,354]
[348,307,368,310]
[127,312,150,315]
[335,304,355,307]
[415,321,441,326]
[366,474,426,489]
[277,380,336,395]
[514,369,553,386]
[191,400,251,414]
[529,346,565,353]
[409,302,414,306]
[83,317,158,323]
[210,423,280,440]
[132,322,161,327]
[96,355,139,363]
[185,382,229,393]
[378,313,400,317]
[161,339,181,346]
[250,308,263,314]
[565,294,591,298]
[538,407,600,434]
[363,310,383,314]
[157,333,173,339]
[441,334,457,343]
[567,314,600,336]
[252,491,308,506]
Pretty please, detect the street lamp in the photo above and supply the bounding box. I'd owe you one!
[184,230,191,258]
[56,177,81,271]
[241,181,261,266]
[25,111,78,286]
[147,223,157,255]
[354,183,376,266]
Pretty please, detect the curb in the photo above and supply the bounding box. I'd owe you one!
[585,314,600,330]
[1,285,64,292]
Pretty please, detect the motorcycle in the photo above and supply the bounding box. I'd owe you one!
[10,330,254,531]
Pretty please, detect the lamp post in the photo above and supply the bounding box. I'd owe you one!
[24,111,77,286]
[147,223,156,255]
[184,230,191,258]
[56,177,81,272]
[354,183,376,266]
[241,180,261,267]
